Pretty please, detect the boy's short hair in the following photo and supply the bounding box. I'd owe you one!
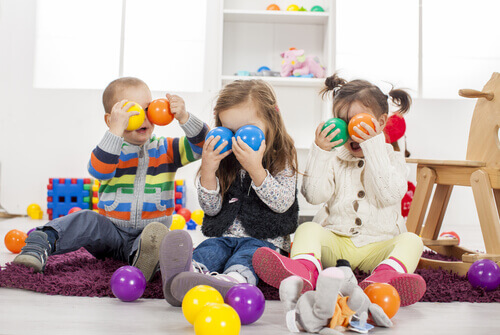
[102,77,148,114]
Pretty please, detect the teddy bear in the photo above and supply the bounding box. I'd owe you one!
[280,49,326,78]
[279,261,393,334]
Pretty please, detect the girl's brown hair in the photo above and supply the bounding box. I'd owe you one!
[320,73,411,120]
[212,79,298,196]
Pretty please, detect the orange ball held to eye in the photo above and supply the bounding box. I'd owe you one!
[147,98,174,126]
[348,113,376,138]
[363,283,400,319]
[4,229,28,253]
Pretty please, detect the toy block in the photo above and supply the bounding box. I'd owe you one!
[47,178,92,219]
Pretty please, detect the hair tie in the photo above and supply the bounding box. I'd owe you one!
[275,105,280,113]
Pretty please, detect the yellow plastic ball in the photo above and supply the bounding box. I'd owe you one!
[194,303,241,335]
[27,203,43,219]
[287,4,299,11]
[182,285,224,325]
[125,102,146,131]
[191,209,205,225]
[170,214,186,230]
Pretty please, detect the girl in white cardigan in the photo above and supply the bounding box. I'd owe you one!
[253,74,425,307]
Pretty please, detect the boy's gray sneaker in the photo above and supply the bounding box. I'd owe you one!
[13,231,51,272]
[132,222,169,282]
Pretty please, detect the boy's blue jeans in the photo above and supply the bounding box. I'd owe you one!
[192,237,276,285]
[39,210,143,264]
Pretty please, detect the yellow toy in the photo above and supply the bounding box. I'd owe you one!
[194,303,241,335]
[182,285,224,325]
[124,101,146,131]
[287,4,299,11]
[171,214,186,230]
[191,209,205,225]
[27,204,43,219]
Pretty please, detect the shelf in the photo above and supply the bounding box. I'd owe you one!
[221,75,325,88]
[223,9,329,25]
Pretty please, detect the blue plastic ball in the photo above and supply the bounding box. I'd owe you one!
[234,125,265,151]
[205,127,234,154]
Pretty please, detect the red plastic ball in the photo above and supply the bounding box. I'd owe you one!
[363,283,400,319]
[148,98,174,126]
[177,208,191,222]
[68,207,82,215]
[4,229,28,253]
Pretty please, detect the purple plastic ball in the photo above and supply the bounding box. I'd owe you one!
[27,228,36,235]
[467,259,500,291]
[110,266,147,302]
[224,283,265,325]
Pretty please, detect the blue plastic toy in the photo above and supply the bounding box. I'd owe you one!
[205,127,234,154]
[257,66,271,72]
[235,125,265,151]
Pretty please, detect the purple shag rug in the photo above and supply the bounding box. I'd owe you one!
[1,249,499,302]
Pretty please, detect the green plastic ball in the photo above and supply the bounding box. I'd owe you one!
[311,6,325,12]
[321,118,348,147]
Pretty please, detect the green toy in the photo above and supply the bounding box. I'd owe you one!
[321,118,348,147]
[311,5,325,12]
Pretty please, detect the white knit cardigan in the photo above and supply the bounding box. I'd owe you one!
[301,133,408,247]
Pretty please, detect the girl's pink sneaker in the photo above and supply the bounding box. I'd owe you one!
[359,270,426,306]
[252,247,315,293]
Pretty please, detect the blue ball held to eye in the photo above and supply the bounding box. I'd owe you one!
[205,127,234,154]
[235,125,265,151]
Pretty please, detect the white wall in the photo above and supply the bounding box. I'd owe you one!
[0,0,489,233]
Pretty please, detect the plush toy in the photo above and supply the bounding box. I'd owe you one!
[280,49,326,78]
[279,263,393,334]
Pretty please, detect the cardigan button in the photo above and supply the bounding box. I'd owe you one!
[358,160,364,168]
[355,218,362,226]
[358,190,365,198]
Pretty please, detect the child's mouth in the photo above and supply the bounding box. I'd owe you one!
[350,142,361,152]
[136,127,147,134]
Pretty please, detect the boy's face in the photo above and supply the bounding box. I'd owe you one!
[114,85,154,146]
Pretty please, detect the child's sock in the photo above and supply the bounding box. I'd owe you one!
[224,271,247,283]
[42,227,59,254]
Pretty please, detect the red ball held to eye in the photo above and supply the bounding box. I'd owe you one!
[147,98,174,126]
[348,113,375,138]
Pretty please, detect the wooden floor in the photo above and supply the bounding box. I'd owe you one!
[1,217,499,334]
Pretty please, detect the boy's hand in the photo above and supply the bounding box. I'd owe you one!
[200,135,232,190]
[232,137,267,186]
[315,122,343,151]
[108,100,140,138]
[166,94,189,125]
[351,117,382,143]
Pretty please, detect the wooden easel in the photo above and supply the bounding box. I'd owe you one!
[406,72,500,276]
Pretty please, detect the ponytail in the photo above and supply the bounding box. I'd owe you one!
[388,88,411,115]
[320,74,347,99]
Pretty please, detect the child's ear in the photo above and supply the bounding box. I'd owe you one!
[378,114,388,130]
[104,113,111,127]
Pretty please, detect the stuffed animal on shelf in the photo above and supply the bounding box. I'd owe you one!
[279,262,393,334]
[280,49,326,78]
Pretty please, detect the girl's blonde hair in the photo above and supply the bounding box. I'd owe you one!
[213,79,298,196]
[320,73,411,119]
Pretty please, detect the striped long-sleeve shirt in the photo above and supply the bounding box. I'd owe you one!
[88,114,208,229]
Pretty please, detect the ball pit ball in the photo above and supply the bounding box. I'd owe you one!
[467,259,500,291]
[4,229,28,253]
[363,283,400,319]
[194,303,241,335]
[191,209,205,225]
[234,125,265,151]
[27,203,43,219]
[321,118,348,147]
[110,266,146,302]
[224,283,265,325]
[170,214,186,230]
[266,4,280,10]
[125,101,146,131]
[68,207,82,215]
[348,113,375,138]
[177,208,192,222]
[182,285,224,325]
[147,98,174,126]
[205,127,234,154]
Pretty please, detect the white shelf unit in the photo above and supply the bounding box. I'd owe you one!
[219,0,334,150]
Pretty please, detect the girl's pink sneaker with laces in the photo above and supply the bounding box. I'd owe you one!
[252,247,316,293]
[359,270,426,306]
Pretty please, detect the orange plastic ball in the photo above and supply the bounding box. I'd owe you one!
[4,229,28,254]
[348,113,376,138]
[147,98,174,126]
[266,4,280,10]
[363,283,400,319]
